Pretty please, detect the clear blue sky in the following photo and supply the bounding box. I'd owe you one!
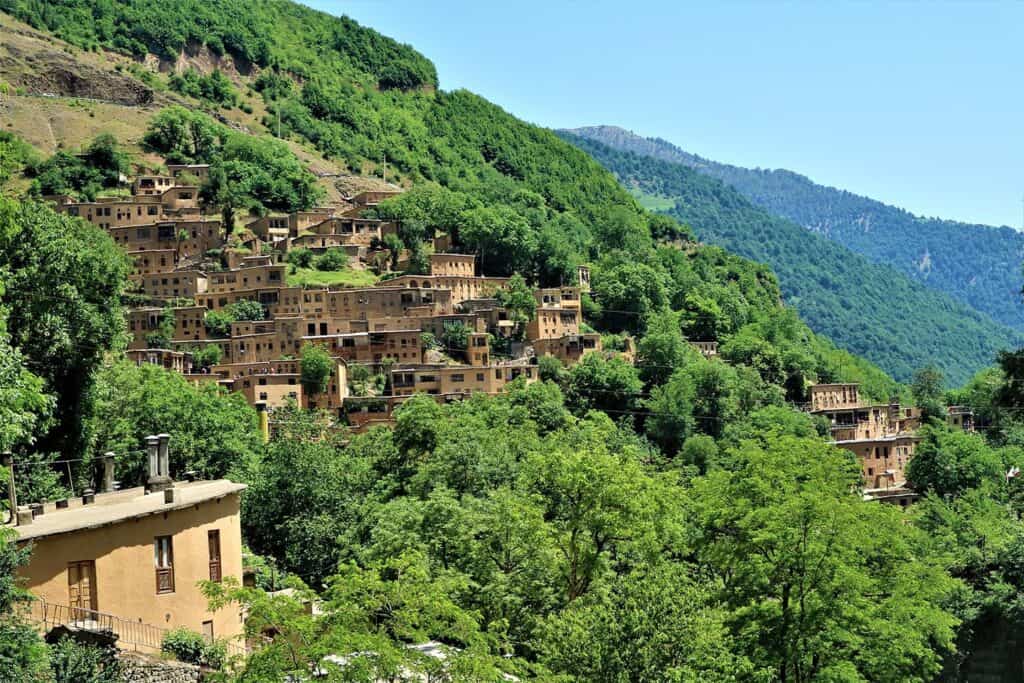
[310,1,1024,228]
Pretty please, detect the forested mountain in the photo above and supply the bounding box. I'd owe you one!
[559,131,1022,385]
[568,125,1024,331]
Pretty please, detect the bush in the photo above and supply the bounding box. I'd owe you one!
[161,628,204,665]
[161,628,225,669]
[286,247,314,269]
[50,636,120,683]
[300,343,334,395]
[314,248,347,271]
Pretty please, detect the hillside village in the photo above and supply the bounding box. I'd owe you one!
[5,2,1024,683]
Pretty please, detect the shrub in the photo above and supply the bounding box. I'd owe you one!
[286,247,314,269]
[161,628,205,665]
[314,248,347,271]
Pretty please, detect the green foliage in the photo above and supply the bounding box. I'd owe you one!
[692,435,959,681]
[313,247,347,271]
[0,531,49,681]
[49,636,120,683]
[90,360,261,486]
[494,273,536,325]
[188,343,222,371]
[144,107,323,224]
[906,425,1006,498]
[562,131,1022,385]
[0,131,39,188]
[161,627,223,668]
[0,198,129,460]
[285,247,313,269]
[0,0,437,91]
[299,343,333,395]
[564,353,642,416]
[168,68,237,107]
[440,320,471,353]
[30,133,129,200]
[203,299,265,338]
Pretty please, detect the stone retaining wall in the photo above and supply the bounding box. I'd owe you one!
[119,652,199,683]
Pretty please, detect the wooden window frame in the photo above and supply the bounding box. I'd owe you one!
[154,535,175,594]
[208,530,222,583]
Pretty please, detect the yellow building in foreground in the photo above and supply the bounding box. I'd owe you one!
[11,472,246,650]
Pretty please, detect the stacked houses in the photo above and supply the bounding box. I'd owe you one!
[49,169,605,432]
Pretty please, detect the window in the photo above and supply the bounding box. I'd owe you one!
[154,536,174,593]
[202,620,214,642]
[450,374,464,383]
[476,373,485,382]
[208,530,222,582]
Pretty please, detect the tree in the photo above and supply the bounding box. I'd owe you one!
[459,206,537,276]
[313,247,347,271]
[90,360,261,486]
[142,106,223,164]
[538,564,752,682]
[0,531,49,681]
[300,343,334,396]
[0,199,129,459]
[912,365,946,422]
[564,354,642,417]
[382,233,403,271]
[644,369,696,458]
[636,308,688,386]
[691,435,958,682]
[906,425,1005,497]
[495,274,537,327]
[286,247,314,269]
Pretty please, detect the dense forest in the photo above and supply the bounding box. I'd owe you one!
[568,125,1024,332]
[560,131,1022,386]
[3,1,1024,681]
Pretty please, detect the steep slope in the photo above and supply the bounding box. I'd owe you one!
[568,125,1024,331]
[0,0,908,400]
[560,131,1021,385]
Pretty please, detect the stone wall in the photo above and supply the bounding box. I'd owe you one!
[119,652,199,683]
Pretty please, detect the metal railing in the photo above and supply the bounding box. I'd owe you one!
[25,599,168,653]
[24,598,248,659]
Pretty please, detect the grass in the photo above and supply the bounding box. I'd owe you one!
[286,267,379,288]
[629,188,676,212]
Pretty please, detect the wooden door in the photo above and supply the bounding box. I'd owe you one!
[67,561,97,618]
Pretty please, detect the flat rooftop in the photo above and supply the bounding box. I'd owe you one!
[8,480,246,542]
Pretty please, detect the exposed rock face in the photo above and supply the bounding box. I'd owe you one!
[0,36,153,105]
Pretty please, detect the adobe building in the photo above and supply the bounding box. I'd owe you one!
[8,436,245,650]
[809,382,923,500]
[534,333,602,364]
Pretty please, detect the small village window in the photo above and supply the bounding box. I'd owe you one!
[208,530,222,583]
[154,536,175,594]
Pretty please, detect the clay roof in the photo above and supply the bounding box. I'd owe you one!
[9,480,246,542]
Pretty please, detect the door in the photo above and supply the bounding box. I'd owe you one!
[67,561,97,618]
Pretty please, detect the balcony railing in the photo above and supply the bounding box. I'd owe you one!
[25,599,169,653]
[23,598,248,657]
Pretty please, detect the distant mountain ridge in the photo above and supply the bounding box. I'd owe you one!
[558,130,1022,385]
[566,125,1024,331]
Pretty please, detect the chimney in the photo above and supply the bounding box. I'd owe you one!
[255,402,270,443]
[102,452,116,493]
[146,434,173,493]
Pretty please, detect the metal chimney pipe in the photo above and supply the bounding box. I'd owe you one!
[156,434,170,478]
[145,435,159,479]
[102,452,115,493]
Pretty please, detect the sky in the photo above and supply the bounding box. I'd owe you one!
[309,1,1024,228]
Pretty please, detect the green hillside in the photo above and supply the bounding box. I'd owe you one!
[560,131,1022,385]
[569,125,1024,332]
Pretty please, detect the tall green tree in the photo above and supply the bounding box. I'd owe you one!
[0,198,129,459]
